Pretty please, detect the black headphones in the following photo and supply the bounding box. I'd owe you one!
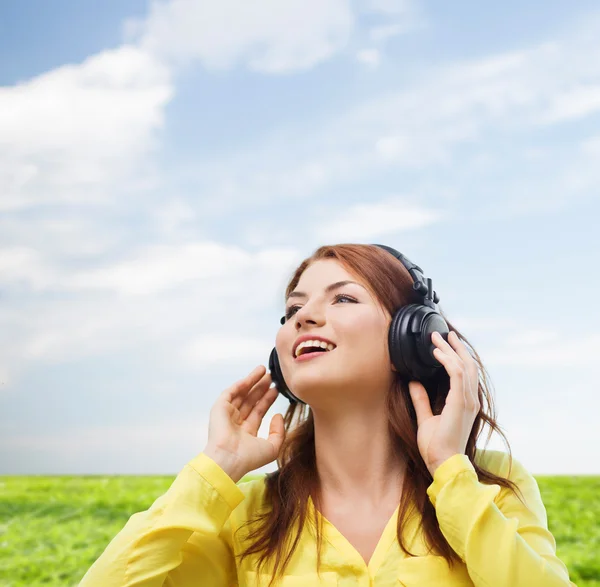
[267,244,450,404]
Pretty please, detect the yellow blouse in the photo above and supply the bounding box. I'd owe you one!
[79,448,577,586]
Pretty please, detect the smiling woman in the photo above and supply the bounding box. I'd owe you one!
[78,243,577,587]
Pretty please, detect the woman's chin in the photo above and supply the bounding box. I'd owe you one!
[288,380,344,402]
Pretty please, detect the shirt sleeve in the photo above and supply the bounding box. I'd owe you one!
[426,452,577,587]
[78,452,247,587]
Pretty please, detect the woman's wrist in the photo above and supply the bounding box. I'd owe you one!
[202,446,246,483]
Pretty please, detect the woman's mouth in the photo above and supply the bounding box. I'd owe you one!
[294,348,335,362]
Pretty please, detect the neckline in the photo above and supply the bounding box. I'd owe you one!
[307,495,401,575]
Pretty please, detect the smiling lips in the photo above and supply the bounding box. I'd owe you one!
[294,348,335,362]
[294,341,337,363]
[294,339,336,357]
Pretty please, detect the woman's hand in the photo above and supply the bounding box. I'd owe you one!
[203,365,286,481]
[408,331,480,477]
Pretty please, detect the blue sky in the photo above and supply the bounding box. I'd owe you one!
[1,0,599,475]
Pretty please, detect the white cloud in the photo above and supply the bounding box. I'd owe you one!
[581,134,600,156]
[368,23,409,42]
[180,334,274,368]
[0,247,54,291]
[420,323,599,370]
[65,242,299,296]
[504,329,560,346]
[448,316,521,334]
[538,84,600,124]
[0,46,169,153]
[363,0,414,16]
[0,212,125,258]
[150,197,198,239]
[357,48,381,67]
[313,196,443,240]
[487,332,600,368]
[0,242,301,388]
[67,242,251,295]
[0,45,172,211]
[198,25,600,210]
[132,0,355,74]
[0,242,299,297]
[362,0,424,38]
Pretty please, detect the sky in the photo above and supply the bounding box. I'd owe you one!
[1,0,599,476]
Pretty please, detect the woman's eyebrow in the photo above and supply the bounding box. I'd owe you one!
[286,280,366,301]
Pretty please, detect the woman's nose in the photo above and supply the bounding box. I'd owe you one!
[294,303,324,325]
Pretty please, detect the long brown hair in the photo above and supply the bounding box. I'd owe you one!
[235,244,524,586]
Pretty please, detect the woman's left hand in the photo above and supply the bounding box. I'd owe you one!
[408,330,481,477]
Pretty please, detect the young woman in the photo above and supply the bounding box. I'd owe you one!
[80,244,576,587]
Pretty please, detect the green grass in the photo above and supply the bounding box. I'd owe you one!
[0,474,597,586]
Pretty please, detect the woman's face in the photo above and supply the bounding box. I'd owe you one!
[275,259,396,407]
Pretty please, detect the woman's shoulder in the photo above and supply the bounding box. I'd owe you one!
[473,448,550,524]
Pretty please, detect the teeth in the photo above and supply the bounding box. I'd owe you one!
[295,340,336,357]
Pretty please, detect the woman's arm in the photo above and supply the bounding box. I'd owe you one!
[426,451,576,587]
[79,452,246,587]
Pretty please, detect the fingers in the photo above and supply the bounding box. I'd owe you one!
[268,413,286,453]
[432,331,462,368]
[408,381,433,426]
[433,331,476,373]
[221,365,281,436]
[245,385,279,432]
[238,371,274,421]
[432,331,480,410]
[224,365,267,408]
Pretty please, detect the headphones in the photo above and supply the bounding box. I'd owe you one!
[268,244,450,404]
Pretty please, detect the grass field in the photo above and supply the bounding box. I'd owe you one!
[0,473,597,586]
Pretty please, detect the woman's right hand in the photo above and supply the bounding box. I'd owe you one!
[203,365,286,481]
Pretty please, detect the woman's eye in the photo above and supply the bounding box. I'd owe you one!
[284,294,357,321]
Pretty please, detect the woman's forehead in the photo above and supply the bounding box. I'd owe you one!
[298,259,356,283]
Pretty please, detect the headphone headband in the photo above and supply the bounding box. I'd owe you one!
[371,244,439,309]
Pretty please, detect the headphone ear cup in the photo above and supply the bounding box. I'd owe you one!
[268,347,283,390]
[388,304,449,382]
[268,347,306,404]
[388,305,413,379]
